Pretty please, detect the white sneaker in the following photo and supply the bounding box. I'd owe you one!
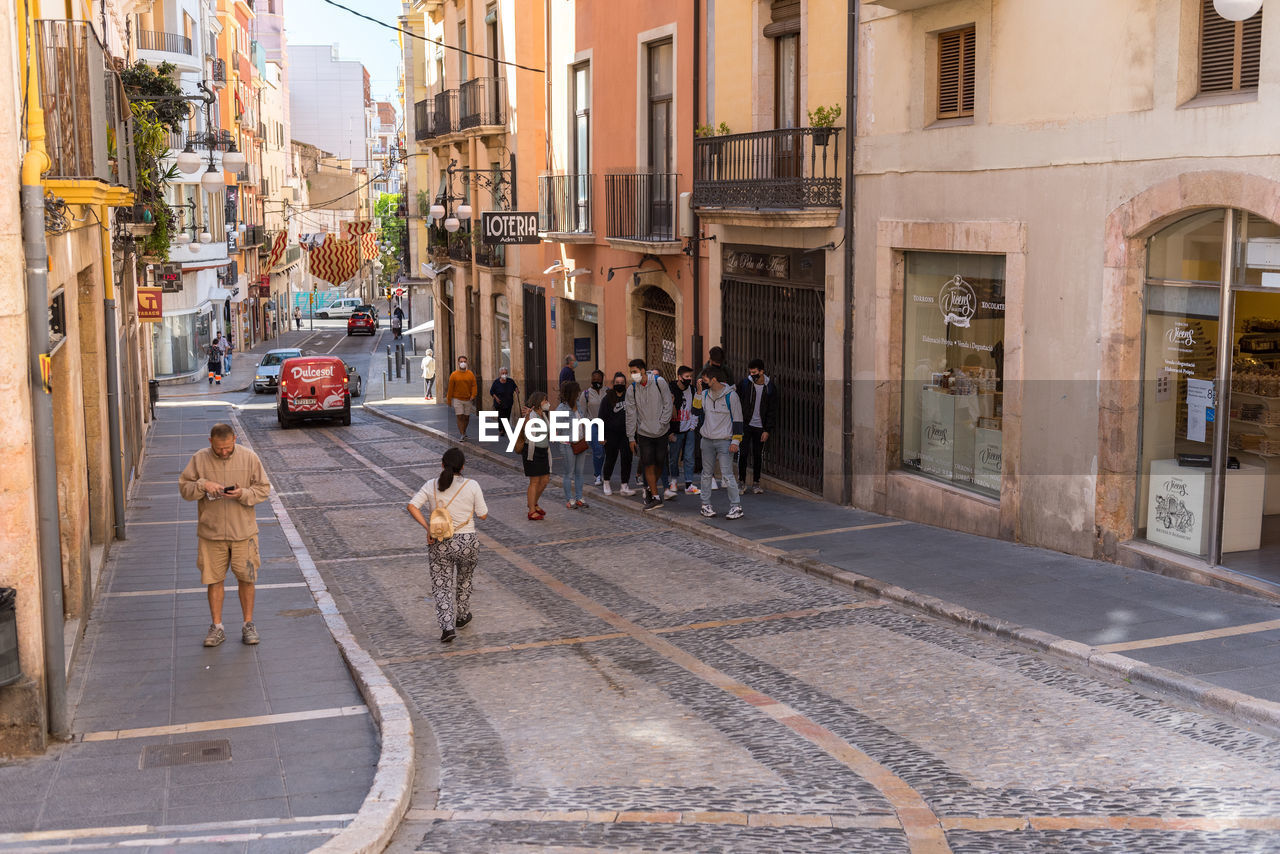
[593,476,603,487]
[663,487,678,500]
[700,504,717,518]
[685,484,701,495]
[726,505,744,520]
[619,484,636,496]
[602,482,613,496]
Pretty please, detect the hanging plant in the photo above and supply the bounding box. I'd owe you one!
[129,102,179,262]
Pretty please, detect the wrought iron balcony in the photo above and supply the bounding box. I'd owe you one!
[459,76,506,130]
[430,89,459,138]
[605,172,678,243]
[539,174,593,235]
[34,20,136,189]
[474,240,505,268]
[211,58,226,84]
[447,225,473,263]
[167,129,236,153]
[413,98,433,141]
[243,225,265,247]
[693,127,842,210]
[136,29,193,56]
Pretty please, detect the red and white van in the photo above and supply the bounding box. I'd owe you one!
[276,355,351,428]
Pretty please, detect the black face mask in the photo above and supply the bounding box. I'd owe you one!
[591,381,602,390]
[678,378,690,387]
[613,384,625,393]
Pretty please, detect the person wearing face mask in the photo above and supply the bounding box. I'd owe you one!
[735,358,778,494]
[555,381,591,510]
[583,370,608,486]
[693,366,744,520]
[624,358,673,511]
[446,355,478,441]
[518,391,553,519]
[422,348,437,401]
[559,354,578,386]
[667,366,699,497]
[489,366,519,428]
[598,372,635,496]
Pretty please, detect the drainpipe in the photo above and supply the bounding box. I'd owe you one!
[691,0,703,364]
[19,0,70,739]
[100,204,127,541]
[840,0,858,506]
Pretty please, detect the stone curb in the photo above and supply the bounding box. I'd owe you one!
[234,411,415,854]
[365,404,1280,738]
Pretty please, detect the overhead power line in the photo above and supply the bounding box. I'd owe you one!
[319,0,545,74]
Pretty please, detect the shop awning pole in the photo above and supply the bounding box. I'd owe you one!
[1207,211,1237,566]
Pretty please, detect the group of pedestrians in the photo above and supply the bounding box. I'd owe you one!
[205,333,234,385]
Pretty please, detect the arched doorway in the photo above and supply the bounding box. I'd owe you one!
[639,286,677,378]
[1136,209,1280,580]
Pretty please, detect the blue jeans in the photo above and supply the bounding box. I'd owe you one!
[590,437,605,478]
[559,443,588,502]
[669,431,696,485]
[700,438,741,506]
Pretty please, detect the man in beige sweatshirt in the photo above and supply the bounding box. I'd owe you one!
[179,423,273,647]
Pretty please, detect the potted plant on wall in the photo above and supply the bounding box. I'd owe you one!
[807,104,842,146]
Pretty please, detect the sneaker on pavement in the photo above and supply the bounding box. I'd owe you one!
[726,505,744,520]
[241,622,260,645]
[593,476,603,487]
[663,486,678,500]
[602,482,613,495]
[750,484,764,495]
[643,495,663,511]
[203,624,225,647]
[700,504,717,518]
[685,483,700,495]
[619,484,636,496]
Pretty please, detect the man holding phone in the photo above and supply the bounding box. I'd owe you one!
[179,423,273,647]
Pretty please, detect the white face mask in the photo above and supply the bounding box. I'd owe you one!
[499,373,508,380]
[458,361,467,370]
[541,401,551,411]
[630,372,642,383]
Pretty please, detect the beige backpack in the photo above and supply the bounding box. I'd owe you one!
[429,478,472,540]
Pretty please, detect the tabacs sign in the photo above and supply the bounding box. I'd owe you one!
[481,211,540,245]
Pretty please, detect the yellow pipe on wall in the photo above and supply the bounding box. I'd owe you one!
[18,0,52,185]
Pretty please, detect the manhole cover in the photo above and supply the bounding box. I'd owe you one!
[140,739,232,769]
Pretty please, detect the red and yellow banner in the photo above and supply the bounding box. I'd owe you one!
[309,233,360,286]
[266,231,288,272]
[137,287,163,322]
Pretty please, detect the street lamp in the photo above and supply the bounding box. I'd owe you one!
[200,163,223,191]
[176,144,203,175]
[1213,0,1263,19]
[223,146,246,173]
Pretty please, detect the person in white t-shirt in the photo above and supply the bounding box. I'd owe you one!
[407,447,489,643]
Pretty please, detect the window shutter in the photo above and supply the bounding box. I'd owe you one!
[938,26,975,119]
[1199,0,1262,94]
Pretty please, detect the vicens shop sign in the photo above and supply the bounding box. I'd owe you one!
[481,211,540,245]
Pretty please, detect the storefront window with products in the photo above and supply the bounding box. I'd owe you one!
[1138,209,1280,576]
[150,308,213,379]
[901,252,1006,498]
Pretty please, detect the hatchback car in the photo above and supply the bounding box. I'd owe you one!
[347,311,376,336]
[253,348,304,394]
[354,304,379,323]
[276,355,351,427]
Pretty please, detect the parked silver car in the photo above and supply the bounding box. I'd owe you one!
[253,348,303,393]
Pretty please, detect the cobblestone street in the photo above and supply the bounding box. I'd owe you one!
[241,410,1280,854]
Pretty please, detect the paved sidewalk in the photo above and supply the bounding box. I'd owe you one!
[366,396,1280,735]
[0,402,395,852]
[161,330,319,397]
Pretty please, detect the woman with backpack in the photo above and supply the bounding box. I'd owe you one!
[407,447,489,643]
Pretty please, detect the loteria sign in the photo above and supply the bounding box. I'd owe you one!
[137,288,163,322]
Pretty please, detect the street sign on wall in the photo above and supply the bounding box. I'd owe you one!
[481,211,539,245]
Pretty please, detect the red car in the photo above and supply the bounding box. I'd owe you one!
[276,355,351,427]
[347,311,375,336]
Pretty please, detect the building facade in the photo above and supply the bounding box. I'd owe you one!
[855,0,1280,593]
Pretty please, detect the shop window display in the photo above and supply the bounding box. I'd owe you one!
[901,252,1006,498]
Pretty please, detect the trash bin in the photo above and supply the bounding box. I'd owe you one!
[0,587,19,687]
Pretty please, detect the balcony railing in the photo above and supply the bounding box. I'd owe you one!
[243,225,265,247]
[459,76,506,130]
[605,172,678,242]
[166,129,236,153]
[430,89,459,138]
[413,98,433,141]
[474,240,505,268]
[35,20,136,189]
[447,225,473,263]
[136,29,193,56]
[539,174,593,235]
[211,58,226,84]
[693,127,842,210]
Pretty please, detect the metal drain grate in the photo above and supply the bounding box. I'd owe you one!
[140,738,232,769]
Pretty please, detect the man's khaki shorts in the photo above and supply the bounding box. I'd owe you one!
[197,536,260,585]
